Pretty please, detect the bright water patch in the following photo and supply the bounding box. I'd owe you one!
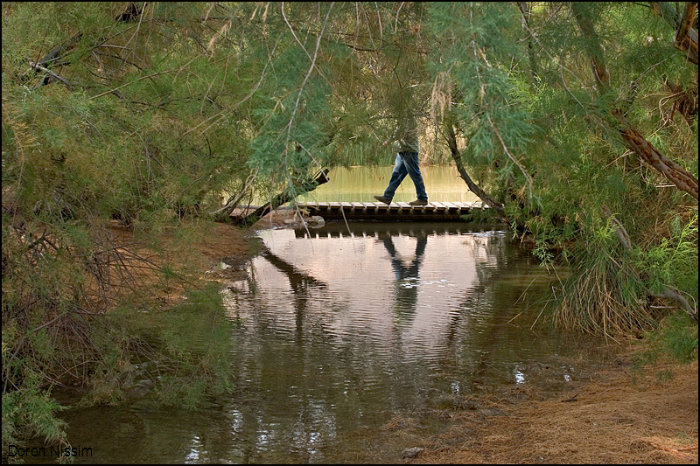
[295,165,481,203]
[52,222,615,464]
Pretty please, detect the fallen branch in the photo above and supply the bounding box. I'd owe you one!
[211,169,259,221]
[234,169,330,226]
[29,61,73,90]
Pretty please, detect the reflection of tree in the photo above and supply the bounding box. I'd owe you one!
[260,247,327,344]
[234,247,374,463]
[260,248,327,292]
[382,234,427,325]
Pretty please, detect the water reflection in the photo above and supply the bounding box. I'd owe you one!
[239,223,504,361]
[53,222,615,464]
[382,233,427,325]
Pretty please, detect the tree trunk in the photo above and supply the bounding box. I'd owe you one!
[572,3,699,201]
[652,2,698,64]
[517,2,540,88]
[614,111,698,200]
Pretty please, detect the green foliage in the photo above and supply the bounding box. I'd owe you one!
[633,214,698,299]
[425,2,697,338]
[91,285,236,410]
[636,312,698,366]
[2,380,68,454]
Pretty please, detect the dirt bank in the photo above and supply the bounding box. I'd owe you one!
[404,357,698,464]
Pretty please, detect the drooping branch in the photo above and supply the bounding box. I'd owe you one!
[26,3,145,88]
[211,170,258,219]
[28,61,73,90]
[444,124,506,218]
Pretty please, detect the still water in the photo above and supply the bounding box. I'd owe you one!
[54,222,616,464]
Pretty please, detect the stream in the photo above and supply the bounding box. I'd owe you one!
[46,221,619,464]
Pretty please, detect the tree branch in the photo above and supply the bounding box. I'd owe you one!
[675,2,699,64]
[572,3,699,200]
[651,2,698,64]
[28,61,73,90]
[444,124,506,218]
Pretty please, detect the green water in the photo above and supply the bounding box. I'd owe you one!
[300,165,480,203]
[32,223,617,464]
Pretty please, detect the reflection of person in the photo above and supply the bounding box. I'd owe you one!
[382,234,428,324]
[374,113,428,206]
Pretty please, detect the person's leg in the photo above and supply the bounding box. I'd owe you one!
[400,151,428,201]
[382,153,408,201]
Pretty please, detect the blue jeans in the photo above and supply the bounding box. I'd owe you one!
[383,152,428,202]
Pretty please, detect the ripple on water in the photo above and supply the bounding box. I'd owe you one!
[55,222,614,464]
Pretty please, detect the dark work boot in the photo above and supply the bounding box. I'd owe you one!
[374,195,391,205]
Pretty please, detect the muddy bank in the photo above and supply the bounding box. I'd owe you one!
[401,357,698,464]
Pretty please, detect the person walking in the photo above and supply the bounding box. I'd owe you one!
[374,112,429,206]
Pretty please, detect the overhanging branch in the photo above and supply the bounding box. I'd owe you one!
[444,124,506,218]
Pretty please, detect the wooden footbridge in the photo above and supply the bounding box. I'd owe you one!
[296,201,487,221]
[232,201,489,222]
[228,169,492,224]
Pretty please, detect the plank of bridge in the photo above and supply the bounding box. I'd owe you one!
[376,201,390,211]
[362,202,377,210]
[351,202,365,211]
[431,202,447,211]
[399,202,415,215]
[444,202,459,210]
